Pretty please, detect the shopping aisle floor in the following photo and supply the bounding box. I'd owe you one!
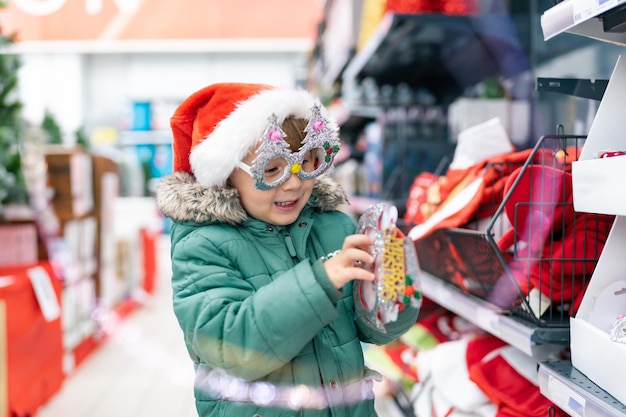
[34,235,403,417]
[35,236,197,417]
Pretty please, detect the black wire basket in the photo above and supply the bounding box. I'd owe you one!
[413,133,614,343]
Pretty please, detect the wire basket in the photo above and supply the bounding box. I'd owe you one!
[414,134,614,343]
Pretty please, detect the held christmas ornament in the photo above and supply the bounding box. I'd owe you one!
[353,203,422,332]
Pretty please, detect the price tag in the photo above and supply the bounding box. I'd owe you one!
[573,0,618,23]
[28,266,61,322]
[547,375,586,417]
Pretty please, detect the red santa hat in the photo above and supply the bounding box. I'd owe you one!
[170,82,333,188]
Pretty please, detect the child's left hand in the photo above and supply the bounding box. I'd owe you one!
[322,234,376,290]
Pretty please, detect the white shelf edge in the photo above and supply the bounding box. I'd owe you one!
[335,104,380,127]
[538,361,626,417]
[541,0,576,41]
[541,0,626,45]
[419,271,537,356]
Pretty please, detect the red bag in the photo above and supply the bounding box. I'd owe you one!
[0,262,64,417]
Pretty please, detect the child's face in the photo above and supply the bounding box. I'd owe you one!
[230,145,316,226]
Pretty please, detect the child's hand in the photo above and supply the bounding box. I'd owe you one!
[323,234,376,289]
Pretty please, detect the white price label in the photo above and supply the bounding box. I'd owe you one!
[573,0,619,23]
[28,266,61,322]
[547,375,586,417]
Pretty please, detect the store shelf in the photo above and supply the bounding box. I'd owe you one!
[535,0,626,404]
[538,360,626,417]
[536,78,608,101]
[337,105,383,138]
[320,49,354,91]
[336,104,380,132]
[419,272,566,357]
[541,0,626,46]
[342,12,529,103]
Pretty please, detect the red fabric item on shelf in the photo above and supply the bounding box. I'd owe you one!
[465,335,507,369]
[0,261,64,417]
[407,148,534,240]
[496,165,574,254]
[468,350,568,417]
[496,162,614,314]
[526,212,613,315]
[404,171,437,226]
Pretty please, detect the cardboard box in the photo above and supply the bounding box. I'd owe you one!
[44,146,94,220]
[570,55,626,405]
[91,155,120,303]
[56,216,97,285]
[572,156,626,216]
[570,216,626,405]
[0,223,38,268]
[61,276,97,358]
[91,155,119,216]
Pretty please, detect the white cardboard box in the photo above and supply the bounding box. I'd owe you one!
[570,216,626,405]
[570,55,626,405]
[447,98,530,145]
[572,156,626,216]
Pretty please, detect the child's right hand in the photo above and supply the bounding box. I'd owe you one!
[323,234,376,289]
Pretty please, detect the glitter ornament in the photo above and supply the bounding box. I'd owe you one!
[353,203,422,332]
[300,104,340,175]
[609,314,626,344]
[240,104,341,190]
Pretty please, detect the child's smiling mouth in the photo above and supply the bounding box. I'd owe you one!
[275,199,299,209]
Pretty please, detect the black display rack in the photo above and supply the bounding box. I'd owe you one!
[413,133,614,345]
[342,12,530,104]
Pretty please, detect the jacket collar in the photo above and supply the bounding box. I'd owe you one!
[156,171,348,225]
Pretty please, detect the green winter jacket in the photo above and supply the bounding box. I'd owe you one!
[156,172,420,417]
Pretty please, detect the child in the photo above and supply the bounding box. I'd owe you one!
[156,82,420,417]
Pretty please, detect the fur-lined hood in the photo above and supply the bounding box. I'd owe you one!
[156,171,348,225]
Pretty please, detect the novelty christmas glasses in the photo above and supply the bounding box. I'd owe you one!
[238,105,340,190]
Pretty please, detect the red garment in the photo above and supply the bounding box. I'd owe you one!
[406,149,536,239]
[468,350,568,417]
[527,213,613,309]
[496,162,614,314]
